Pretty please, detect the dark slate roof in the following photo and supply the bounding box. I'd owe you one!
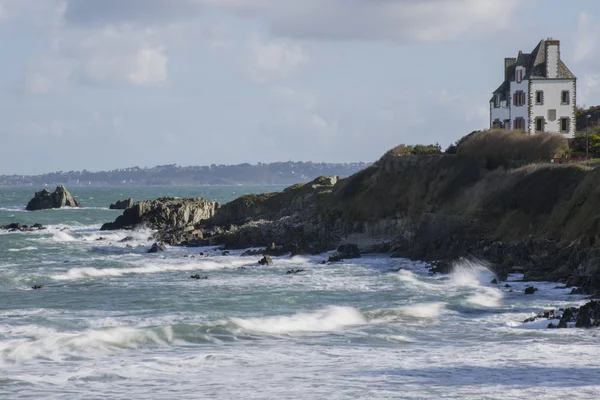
[492,39,577,95]
[523,39,577,79]
[493,80,509,94]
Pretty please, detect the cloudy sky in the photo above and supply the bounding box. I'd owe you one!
[1,0,599,174]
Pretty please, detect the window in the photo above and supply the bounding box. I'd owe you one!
[516,69,523,83]
[561,91,570,105]
[535,91,544,105]
[535,117,544,132]
[513,91,526,106]
[493,95,499,108]
[561,117,570,133]
[514,118,525,131]
[504,119,510,130]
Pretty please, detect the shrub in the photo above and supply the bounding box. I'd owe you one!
[456,129,568,167]
[572,131,600,158]
[384,143,442,158]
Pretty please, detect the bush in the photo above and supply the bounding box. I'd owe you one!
[572,131,600,158]
[384,143,442,157]
[456,129,568,167]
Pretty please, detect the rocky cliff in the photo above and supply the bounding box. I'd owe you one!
[100,133,600,294]
[100,197,219,236]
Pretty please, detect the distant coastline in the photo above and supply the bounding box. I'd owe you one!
[0,161,370,187]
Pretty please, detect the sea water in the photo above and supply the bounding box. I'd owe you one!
[1,186,599,399]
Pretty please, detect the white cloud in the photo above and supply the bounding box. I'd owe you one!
[245,36,308,82]
[58,0,524,43]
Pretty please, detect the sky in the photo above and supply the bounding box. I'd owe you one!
[1,0,600,174]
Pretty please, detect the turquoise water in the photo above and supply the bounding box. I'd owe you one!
[1,186,599,399]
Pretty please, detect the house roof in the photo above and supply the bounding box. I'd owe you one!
[492,80,510,94]
[491,39,576,95]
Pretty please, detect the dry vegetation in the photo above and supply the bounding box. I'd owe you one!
[456,129,568,166]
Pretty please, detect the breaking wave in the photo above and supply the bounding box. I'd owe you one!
[229,306,367,334]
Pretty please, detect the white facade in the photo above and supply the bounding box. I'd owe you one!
[489,39,576,138]
[529,80,575,136]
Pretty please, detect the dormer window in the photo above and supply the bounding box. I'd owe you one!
[516,69,523,83]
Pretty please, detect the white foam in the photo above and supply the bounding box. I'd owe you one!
[52,231,77,242]
[7,246,38,252]
[466,287,504,308]
[399,302,446,319]
[0,326,173,364]
[229,306,367,334]
[51,259,250,280]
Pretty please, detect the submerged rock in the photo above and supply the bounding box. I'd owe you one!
[258,255,273,266]
[26,185,81,211]
[31,285,44,290]
[524,286,538,295]
[109,198,134,210]
[148,242,167,253]
[190,274,208,280]
[286,269,305,275]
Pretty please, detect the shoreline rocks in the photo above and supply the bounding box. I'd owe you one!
[26,185,81,211]
[1,223,46,232]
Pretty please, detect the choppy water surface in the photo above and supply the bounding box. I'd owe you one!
[1,186,599,399]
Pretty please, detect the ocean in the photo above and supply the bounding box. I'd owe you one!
[1,186,599,399]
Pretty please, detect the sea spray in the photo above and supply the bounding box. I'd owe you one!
[450,258,503,308]
[229,306,367,334]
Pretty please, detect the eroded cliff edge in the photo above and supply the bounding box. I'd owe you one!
[101,132,600,295]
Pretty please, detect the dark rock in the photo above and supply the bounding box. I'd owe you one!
[26,185,81,211]
[100,197,219,239]
[148,242,167,253]
[31,285,44,290]
[222,251,230,256]
[258,255,273,266]
[336,243,361,259]
[96,237,105,241]
[524,286,538,295]
[328,253,344,263]
[119,236,135,243]
[490,278,498,284]
[1,223,46,232]
[504,284,511,288]
[190,274,208,280]
[286,269,305,275]
[241,249,263,257]
[109,198,134,210]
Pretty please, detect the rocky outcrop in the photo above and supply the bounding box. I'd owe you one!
[258,255,273,266]
[148,242,167,253]
[26,185,81,211]
[525,301,600,329]
[109,198,134,210]
[1,223,46,232]
[100,197,219,234]
[328,243,362,262]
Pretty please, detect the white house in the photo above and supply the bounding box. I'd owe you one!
[490,39,576,137]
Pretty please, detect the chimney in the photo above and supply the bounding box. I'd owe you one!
[545,39,560,78]
[504,58,516,81]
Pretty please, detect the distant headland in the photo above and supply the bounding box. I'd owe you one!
[0,161,369,187]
